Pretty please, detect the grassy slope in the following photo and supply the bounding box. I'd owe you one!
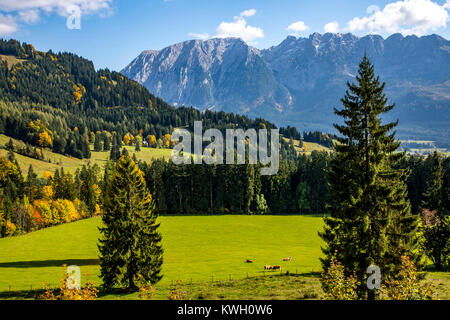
[281,137,331,156]
[0,55,27,69]
[0,134,172,176]
[0,216,324,294]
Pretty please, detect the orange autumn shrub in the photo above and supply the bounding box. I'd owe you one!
[32,199,82,227]
[33,199,59,226]
[38,269,98,300]
[52,199,80,223]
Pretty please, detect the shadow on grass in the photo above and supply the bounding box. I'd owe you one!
[0,258,100,268]
[0,289,41,300]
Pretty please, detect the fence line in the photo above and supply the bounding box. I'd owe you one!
[2,268,320,293]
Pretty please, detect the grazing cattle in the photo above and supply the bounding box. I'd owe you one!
[246,259,253,263]
[264,265,272,270]
[272,265,281,271]
[283,257,291,261]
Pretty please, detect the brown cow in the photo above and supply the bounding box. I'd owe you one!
[272,265,281,271]
[264,265,272,270]
[283,257,291,261]
[246,259,254,263]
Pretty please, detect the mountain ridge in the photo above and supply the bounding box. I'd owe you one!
[122,33,450,141]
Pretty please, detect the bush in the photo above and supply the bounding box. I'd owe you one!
[380,255,435,300]
[38,267,98,300]
[168,280,184,300]
[320,252,360,300]
[138,283,156,300]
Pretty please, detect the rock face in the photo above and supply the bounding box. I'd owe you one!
[122,33,450,140]
[122,38,292,115]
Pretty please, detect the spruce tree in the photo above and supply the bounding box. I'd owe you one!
[420,151,449,270]
[103,135,111,151]
[6,138,14,151]
[109,134,121,161]
[25,165,38,201]
[319,55,420,299]
[94,134,103,152]
[422,152,445,217]
[296,181,310,213]
[98,155,163,291]
[135,139,141,152]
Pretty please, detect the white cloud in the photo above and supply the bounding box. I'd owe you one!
[18,9,39,23]
[188,32,210,40]
[324,21,339,33]
[347,0,450,36]
[0,13,17,35]
[286,21,309,35]
[215,10,264,43]
[0,0,114,34]
[240,9,256,17]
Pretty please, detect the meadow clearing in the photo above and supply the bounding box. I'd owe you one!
[0,215,324,298]
[0,215,448,300]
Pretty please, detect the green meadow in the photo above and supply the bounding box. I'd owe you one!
[0,215,324,293]
[1,215,449,300]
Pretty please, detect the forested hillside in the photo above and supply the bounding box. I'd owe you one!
[0,39,287,160]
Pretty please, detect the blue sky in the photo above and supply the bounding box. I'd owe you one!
[1,0,449,71]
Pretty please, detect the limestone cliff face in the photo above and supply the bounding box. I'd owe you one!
[123,33,450,139]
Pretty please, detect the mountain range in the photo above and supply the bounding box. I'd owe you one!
[122,33,450,142]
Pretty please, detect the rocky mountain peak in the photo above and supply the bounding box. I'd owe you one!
[122,33,450,140]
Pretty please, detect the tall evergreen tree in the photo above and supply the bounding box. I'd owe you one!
[422,152,445,217]
[420,151,449,270]
[98,155,163,291]
[319,55,420,300]
[94,133,103,152]
[25,165,38,201]
[109,134,121,161]
[296,181,310,213]
[135,139,141,152]
[6,138,14,151]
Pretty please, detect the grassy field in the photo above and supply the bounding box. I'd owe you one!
[0,215,325,296]
[0,215,448,300]
[0,54,27,69]
[0,134,172,176]
[281,137,331,156]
